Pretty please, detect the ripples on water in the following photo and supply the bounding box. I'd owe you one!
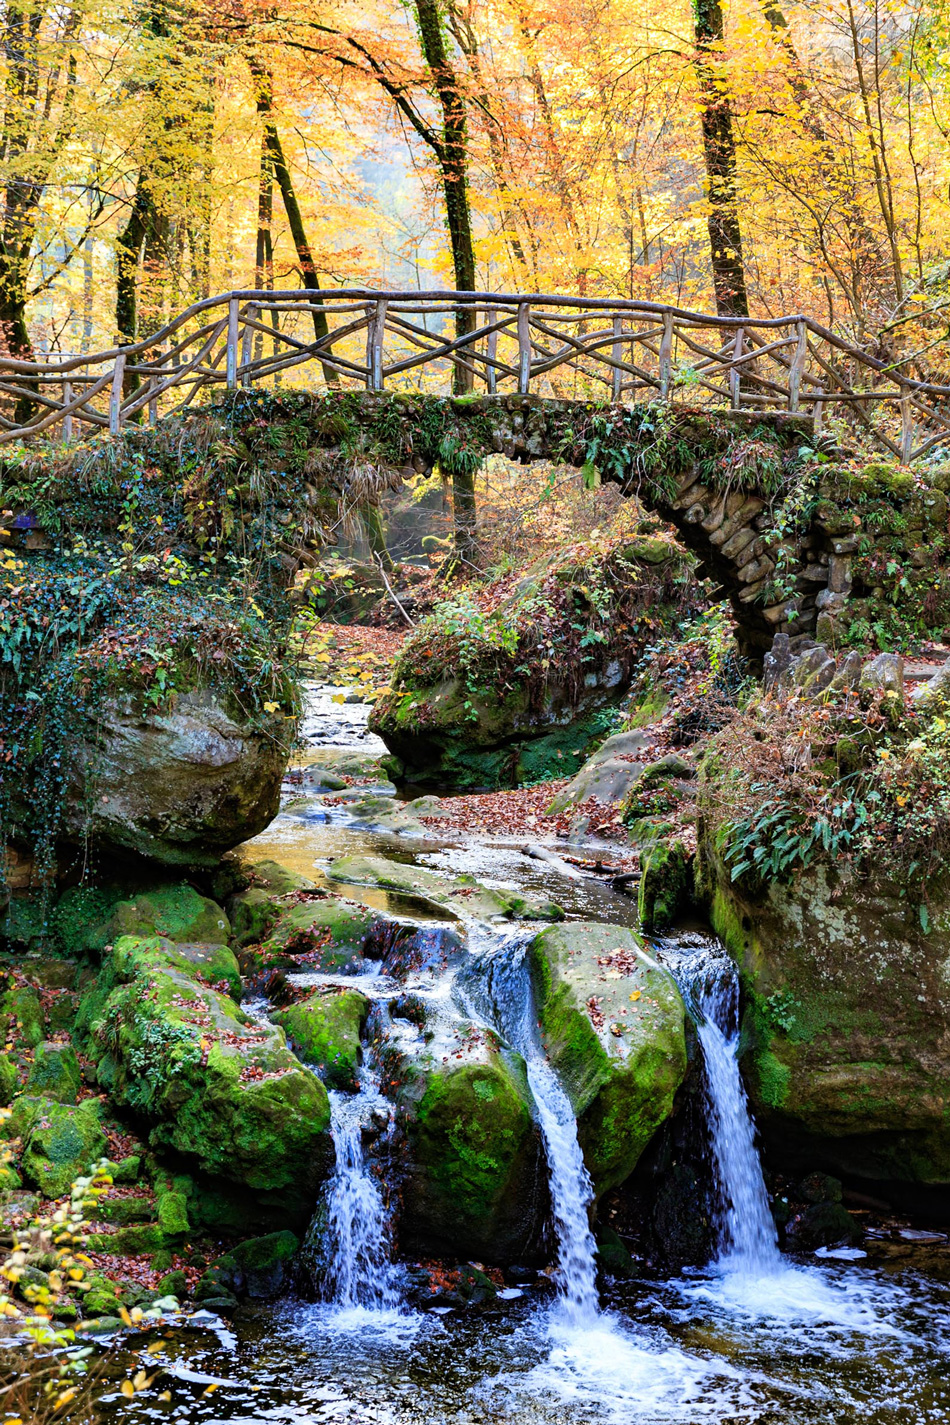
[97,1265,950,1424]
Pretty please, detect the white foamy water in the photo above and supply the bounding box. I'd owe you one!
[321,1079,403,1315]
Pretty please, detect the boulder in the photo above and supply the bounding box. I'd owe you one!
[26,1041,81,1104]
[370,539,693,792]
[548,730,654,812]
[9,1096,106,1198]
[638,840,691,931]
[77,935,332,1225]
[527,923,688,1193]
[396,1030,542,1264]
[704,848,950,1203]
[242,896,381,975]
[273,988,370,1090]
[65,689,288,867]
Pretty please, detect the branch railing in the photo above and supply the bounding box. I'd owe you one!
[3,288,949,462]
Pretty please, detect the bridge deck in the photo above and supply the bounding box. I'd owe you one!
[1,289,947,463]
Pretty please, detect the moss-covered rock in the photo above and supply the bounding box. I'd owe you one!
[12,1096,107,1198]
[394,1011,542,1263]
[638,840,691,931]
[370,536,694,791]
[246,897,380,975]
[226,859,318,946]
[0,1054,19,1106]
[26,1041,81,1104]
[77,935,331,1225]
[273,988,369,1090]
[528,923,687,1194]
[702,844,950,1200]
[2,985,44,1048]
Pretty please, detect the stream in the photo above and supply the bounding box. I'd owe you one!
[97,687,950,1424]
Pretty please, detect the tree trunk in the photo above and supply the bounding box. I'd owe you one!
[253,62,337,384]
[413,0,478,394]
[360,504,394,572]
[692,0,749,319]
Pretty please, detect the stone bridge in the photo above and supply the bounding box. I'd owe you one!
[314,394,825,654]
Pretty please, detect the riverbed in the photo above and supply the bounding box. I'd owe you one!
[94,687,950,1424]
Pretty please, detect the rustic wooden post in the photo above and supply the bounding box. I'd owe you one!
[812,395,824,438]
[789,320,808,412]
[659,311,673,398]
[226,298,239,390]
[109,354,125,435]
[611,315,623,402]
[485,307,497,395]
[366,299,388,391]
[62,380,73,443]
[241,305,255,388]
[729,326,744,409]
[517,302,531,394]
[901,391,914,463]
[148,372,159,425]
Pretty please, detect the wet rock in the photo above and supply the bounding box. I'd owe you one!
[396,1025,543,1265]
[528,923,688,1193]
[595,1224,639,1279]
[785,1201,862,1250]
[240,895,380,975]
[327,855,563,923]
[637,840,691,932]
[701,834,950,1200]
[274,988,370,1090]
[548,731,654,813]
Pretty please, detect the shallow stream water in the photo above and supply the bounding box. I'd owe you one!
[96,690,950,1424]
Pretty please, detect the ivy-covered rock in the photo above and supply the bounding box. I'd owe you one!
[370,534,694,791]
[527,923,688,1193]
[77,935,332,1225]
[273,988,370,1090]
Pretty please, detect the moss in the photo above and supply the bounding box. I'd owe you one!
[0,1054,19,1106]
[254,897,379,970]
[528,923,687,1193]
[26,1041,81,1104]
[638,840,690,931]
[3,985,44,1048]
[157,1190,190,1237]
[15,1096,107,1198]
[86,1223,166,1255]
[410,1058,534,1232]
[77,934,332,1223]
[273,989,369,1090]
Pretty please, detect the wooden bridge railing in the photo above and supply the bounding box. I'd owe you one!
[3,288,949,462]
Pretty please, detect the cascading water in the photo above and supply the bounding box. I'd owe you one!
[460,939,600,1326]
[675,944,780,1274]
[320,1077,402,1312]
[303,1005,403,1316]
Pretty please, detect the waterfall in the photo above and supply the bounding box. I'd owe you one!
[460,941,600,1326]
[680,947,781,1274]
[304,1005,404,1317]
